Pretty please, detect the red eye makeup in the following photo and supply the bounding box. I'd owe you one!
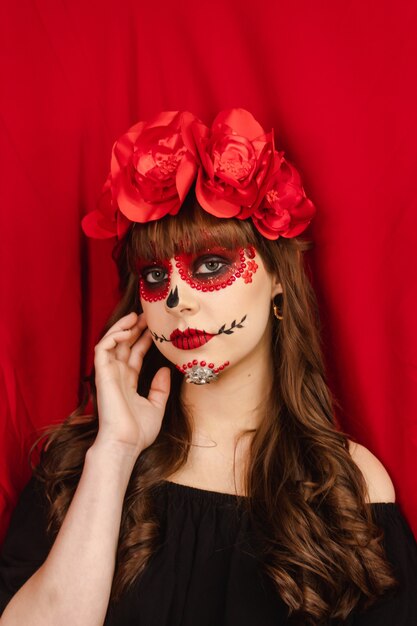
[137,245,258,303]
[173,245,257,292]
[137,259,173,302]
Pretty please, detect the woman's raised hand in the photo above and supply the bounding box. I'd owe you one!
[93,311,171,457]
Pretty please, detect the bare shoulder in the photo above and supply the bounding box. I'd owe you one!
[348,440,396,503]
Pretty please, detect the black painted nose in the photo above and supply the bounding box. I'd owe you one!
[166,286,179,308]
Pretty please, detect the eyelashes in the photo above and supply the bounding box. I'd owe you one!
[141,255,230,285]
[142,267,169,284]
[193,255,229,279]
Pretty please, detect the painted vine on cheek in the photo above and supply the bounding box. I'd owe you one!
[137,259,173,302]
[150,315,248,347]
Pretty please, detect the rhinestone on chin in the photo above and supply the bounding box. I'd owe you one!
[184,365,218,385]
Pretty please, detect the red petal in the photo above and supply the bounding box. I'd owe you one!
[195,170,240,217]
[212,108,267,140]
[176,153,198,203]
[81,210,117,239]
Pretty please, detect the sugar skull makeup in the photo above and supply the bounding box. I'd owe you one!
[137,245,258,303]
[136,259,173,302]
[173,245,256,291]
[138,244,278,384]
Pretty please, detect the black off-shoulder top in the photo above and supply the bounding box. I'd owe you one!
[1,477,416,625]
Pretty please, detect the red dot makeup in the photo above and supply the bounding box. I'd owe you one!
[175,360,231,384]
[137,259,173,302]
[174,247,244,291]
[173,246,256,292]
[137,245,258,303]
[138,245,261,385]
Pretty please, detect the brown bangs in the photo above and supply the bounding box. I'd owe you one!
[126,194,262,272]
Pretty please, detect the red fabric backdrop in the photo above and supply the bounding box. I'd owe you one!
[1,0,416,542]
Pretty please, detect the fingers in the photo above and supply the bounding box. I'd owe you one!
[96,329,133,354]
[147,367,171,411]
[102,311,142,338]
[114,316,145,361]
[127,328,153,372]
[95,312,148,369]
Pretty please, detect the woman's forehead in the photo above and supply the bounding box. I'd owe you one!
[133,231,253,261]
[139,241,245,262]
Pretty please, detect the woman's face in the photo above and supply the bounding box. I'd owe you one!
[138,243,282,382]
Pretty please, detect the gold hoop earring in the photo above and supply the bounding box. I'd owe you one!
[272,295,283,320]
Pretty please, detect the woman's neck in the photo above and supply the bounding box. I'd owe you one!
[170,336,274,494]
[180,332,274,446]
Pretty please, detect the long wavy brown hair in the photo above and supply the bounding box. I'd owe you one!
[35,193,398,624]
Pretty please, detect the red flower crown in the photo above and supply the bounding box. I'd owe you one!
[81,108,316,241]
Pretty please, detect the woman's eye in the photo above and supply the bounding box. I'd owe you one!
[194,257,228,276]
[142,268,168,284]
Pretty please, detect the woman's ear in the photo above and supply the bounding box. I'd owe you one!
[271,275,283,298]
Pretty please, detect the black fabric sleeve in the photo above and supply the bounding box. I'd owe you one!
[348,503,417,625]
[1,480,416,625]
[0,476,53,615]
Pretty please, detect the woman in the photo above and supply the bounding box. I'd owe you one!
[0,109,416,625]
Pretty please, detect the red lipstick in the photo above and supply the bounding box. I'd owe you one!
[170,328,215,350]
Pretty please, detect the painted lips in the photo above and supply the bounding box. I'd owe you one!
[170,328,215,350]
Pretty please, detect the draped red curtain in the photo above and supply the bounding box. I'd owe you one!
[1,0,416,542]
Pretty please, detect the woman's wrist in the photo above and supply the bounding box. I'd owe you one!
[87,438,142,480]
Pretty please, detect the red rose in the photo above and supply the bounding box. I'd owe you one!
[111,111,199,223]
[82,109,317,241]
[193,109,274,219]
[82,175,131,239]
[252,153,316,240]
